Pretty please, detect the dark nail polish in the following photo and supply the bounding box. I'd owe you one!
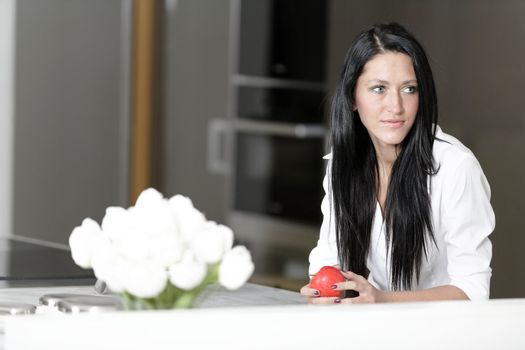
[334,299,341,304]
[314,290,320,296]
[331,285,337,289]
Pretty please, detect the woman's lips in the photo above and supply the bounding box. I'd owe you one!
[382,120,405,128]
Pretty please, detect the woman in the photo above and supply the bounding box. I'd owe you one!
[301,23,494,303]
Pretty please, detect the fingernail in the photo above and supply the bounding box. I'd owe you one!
[314,290,320,296]
[334,299,341,304]
[331,285,337,289]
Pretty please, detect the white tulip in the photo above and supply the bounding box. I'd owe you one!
[148,233,185,267]
[92,248,126,293]
[218,246,254,290]
[133,189,177,237]
[168,194,206,243]
[124,261,168,299]
[168,251,207,291]
[101,206,152,263]
[111,231,151,263]
[101,206,133,241]
[69,218,106,269]
[135,187,164,207]
[192,222,234,264]
[102,265,126,293]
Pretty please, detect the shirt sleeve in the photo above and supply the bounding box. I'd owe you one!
[308,155,339,276]
[441,154,495,301]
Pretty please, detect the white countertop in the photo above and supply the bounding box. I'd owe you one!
[2,283,525,350]
[0,282,305,349]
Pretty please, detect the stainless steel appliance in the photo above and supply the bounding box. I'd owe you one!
[208,0,329,287]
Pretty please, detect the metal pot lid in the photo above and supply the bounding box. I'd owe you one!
[0,302,37,315]
[39,293,92,307]
[56,295,122,314]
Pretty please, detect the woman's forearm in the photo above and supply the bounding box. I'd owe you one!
[379,285,469,302]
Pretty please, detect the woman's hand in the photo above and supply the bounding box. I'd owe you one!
[301,264,343,304]
[301,268,384,304]
[300,284,340,304]
[332,270,385,304]
[301,269,385,304]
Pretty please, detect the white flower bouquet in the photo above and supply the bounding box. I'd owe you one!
[69,188,254,310]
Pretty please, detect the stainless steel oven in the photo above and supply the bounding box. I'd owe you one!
[207,0,328,287]
[234,131,324,225]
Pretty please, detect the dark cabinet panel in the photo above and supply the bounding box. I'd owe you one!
[239,0,328,81]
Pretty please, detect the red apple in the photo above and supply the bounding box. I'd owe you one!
[310,266,346,297]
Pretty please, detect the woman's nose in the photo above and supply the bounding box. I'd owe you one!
[386,91,404,114]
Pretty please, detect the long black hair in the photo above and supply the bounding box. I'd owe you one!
[330,23,438,290]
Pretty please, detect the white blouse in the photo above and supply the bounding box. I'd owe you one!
[308,126,495,301]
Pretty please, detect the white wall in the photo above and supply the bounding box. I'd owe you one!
[0,0,15,237]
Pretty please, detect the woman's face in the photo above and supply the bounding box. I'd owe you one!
[354,52,419,151]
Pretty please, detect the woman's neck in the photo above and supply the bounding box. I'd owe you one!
[373,143,400,213]
[374,143,399,175]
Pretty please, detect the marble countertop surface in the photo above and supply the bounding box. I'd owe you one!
[0,282,304,309]
[0,282,306,349]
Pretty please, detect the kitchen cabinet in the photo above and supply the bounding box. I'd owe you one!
[12,0,131,244]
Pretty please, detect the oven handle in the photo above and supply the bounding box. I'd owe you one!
[207,119,326,175]
[207,119,231,175]
[232,120,326,139]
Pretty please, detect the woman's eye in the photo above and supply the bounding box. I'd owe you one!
[370,86,385,93]
[402,85,418,94]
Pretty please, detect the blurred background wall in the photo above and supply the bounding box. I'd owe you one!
[0,0,523,298]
